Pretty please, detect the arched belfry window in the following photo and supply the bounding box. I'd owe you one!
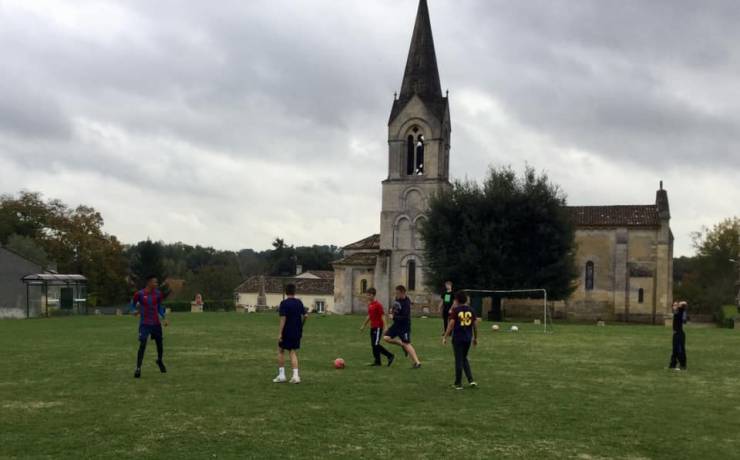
[638,288,644,304]
[406,135,415,176]
[361,279,368,294]
[407,260,417,291]
[585,261,595,291]
[406,130,425,176]
[415,135,424,175]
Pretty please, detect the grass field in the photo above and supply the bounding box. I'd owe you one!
[1,313,740,459]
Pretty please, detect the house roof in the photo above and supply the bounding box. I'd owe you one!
[295,270,335,280]
[567,205,661,228]
[234,276,333,296]
[332,253,378,267]
[343,234,380,251]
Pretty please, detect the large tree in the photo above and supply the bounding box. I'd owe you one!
[420,166,578,299]
[0,192,129,306]
[128,239,169,295]
[675,217,739,314]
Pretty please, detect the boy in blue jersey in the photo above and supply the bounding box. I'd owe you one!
[442,291,478,390]
[273,284,307,384]
[383,285,421,369]
[130,275,169,379]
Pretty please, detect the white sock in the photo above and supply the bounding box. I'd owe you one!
[278,367,286,378]
[292,368,299,378]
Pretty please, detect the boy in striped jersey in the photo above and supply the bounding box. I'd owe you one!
[130,275,169,379]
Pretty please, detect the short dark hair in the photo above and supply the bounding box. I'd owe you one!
[285,284,296,296]
[367,287,377,296]
[145,275,157,282]
[454,291,468,305]
[395,285,406,293]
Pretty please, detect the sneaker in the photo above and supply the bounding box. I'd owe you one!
[452,384,463,390]
[156,360,167,373]
[469,382,478,389]
[134,368,141,379]
[273,375,287,383]
[387,355,395,367]
[412,363,422,369]
[289,376,301,384]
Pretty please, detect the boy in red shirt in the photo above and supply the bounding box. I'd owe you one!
[360,287,395,367]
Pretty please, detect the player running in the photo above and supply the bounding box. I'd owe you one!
[383,285,422,369]
[442,291,478,390]
[273,284,307,384]
[360,287,395,367]
[130,275,168,379]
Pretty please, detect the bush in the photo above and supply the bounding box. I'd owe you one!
[718,304,739,329]
[162,300,235,312]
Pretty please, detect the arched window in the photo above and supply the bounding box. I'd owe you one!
[585,261,594,291]
[360,279,368,294]
[415,135,425,175]
[407,260,417,291]
[638,288,644,304]
[406,135,415,175]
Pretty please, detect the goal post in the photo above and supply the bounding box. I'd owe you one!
[463,288,552,333]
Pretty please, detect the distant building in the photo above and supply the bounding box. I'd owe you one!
[331,0,673,324]
[0,245,87,319]
[234,270,334,313]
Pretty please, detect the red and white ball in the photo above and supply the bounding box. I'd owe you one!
[334,358,346,369]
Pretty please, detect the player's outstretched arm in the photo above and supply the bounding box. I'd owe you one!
[360,316,370,331]
[129,292,140,317]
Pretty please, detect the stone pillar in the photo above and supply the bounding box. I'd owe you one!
[256,276,268,311]
[614,228,629,321]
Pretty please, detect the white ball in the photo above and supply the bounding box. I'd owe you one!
[491,324,500,331]
[510,325,519,332]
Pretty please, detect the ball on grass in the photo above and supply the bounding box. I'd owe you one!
[334,358,345,369]
[491,324,500,331]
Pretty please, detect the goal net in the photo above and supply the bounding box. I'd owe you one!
[463,289,554,333]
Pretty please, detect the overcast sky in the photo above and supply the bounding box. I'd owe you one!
[1,0,738,256]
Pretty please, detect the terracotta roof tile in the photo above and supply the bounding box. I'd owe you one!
[332,253,378,267]
[343,234,380,251]
[567,205,661,227]
[235,276,333,295]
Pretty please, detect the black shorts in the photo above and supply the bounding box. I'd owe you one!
[384,323,411,344]
[139,324,163,342]
[279,337,301,350]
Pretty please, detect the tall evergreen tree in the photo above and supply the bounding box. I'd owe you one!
[420,165,578,299]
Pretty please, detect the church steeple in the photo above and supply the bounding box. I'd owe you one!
[390,0,446,123]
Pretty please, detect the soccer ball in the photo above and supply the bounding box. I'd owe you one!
[334,358,345,369]
[510,325,519,332]
[491,324,500,331]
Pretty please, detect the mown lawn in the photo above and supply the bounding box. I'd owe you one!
[1,313,739,459]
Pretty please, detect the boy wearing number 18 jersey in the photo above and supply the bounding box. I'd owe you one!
[443,291,478,390]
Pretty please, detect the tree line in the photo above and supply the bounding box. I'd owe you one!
[0,191,340,306]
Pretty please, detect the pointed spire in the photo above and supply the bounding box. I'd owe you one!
[399,0,442,103]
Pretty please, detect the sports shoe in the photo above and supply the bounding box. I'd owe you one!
[674,367,682,372]
[452,384,463,390]
[273,375,287,383]
[469,382,478,389]
[156,360,167,373]
[134,368,141,379]
[290,376,301,384]
[387,355,395,367]
[412,363,422,369]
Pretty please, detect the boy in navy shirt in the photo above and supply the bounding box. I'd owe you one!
[130,275,168,379]
[383,285,422,369]
[273,284,307,384]
[443,291,478,390]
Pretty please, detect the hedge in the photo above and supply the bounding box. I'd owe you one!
[163,300,236,313]
[718,304,739,329]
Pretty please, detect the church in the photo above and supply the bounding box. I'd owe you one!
[331,0,673,325]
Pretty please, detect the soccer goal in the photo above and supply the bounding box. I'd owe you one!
[463,289,553,333]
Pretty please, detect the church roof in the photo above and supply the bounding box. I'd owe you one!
[567,205,661,227]
[390,0,448,123]
[332,253,378,267]
[234,276,333,295]
[342,234,380,251]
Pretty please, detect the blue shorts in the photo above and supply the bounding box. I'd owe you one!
[384,323,411,344]
[139,324,163,342]
[279,337,301,350]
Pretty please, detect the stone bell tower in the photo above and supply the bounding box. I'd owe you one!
[374,0,452,309]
